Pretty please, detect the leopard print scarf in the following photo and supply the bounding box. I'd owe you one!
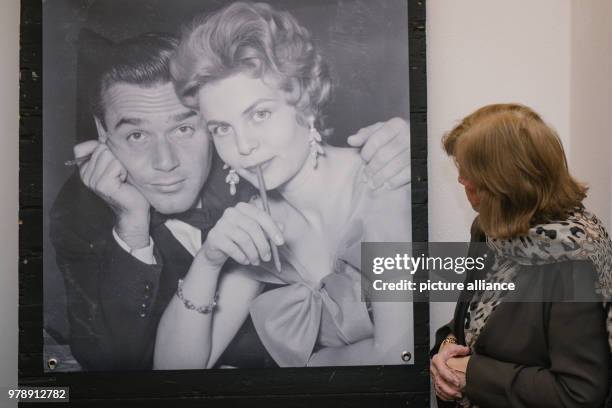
[460,208,612,408]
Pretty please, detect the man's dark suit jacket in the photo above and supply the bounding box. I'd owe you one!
[432,219,610,408]
[49,157,268,371]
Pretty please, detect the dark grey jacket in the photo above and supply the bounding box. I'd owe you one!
[432,219,610,408]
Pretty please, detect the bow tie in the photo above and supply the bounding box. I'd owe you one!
[150,207,217,232]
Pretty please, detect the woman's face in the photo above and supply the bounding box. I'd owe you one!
[458,173,481,212]
[198,72,311,190]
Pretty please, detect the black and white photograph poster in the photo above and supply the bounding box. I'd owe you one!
[43,0,414,372]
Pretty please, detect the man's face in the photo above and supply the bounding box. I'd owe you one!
[97,82,212,214]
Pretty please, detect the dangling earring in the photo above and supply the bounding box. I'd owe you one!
[308,117,325,169]
[223,163,239,195]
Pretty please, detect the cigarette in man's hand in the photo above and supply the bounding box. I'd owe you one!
[65,140,107,166]
[255,165,282,273]
[64,154,92,167]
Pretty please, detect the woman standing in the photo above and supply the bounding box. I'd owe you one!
[431,103,611,407]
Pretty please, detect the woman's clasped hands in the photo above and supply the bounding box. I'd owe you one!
[430,340,471,401]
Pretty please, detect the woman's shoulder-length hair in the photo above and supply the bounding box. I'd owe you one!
[171,1,332,127]
[442,103,588,240]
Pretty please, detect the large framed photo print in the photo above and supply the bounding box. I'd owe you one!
[21,0,428,405]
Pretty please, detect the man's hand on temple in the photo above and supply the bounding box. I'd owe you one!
[74,139,151,249]
[347,117,411,190]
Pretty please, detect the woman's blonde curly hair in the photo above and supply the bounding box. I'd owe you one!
[171,1,332,129]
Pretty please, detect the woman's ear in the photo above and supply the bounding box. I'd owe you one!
[294,110,311,128]
[94,116,108,143]
[290,80,313,128]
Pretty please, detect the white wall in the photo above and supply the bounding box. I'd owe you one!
[0,0,20,407]
[428,0,572,244]
[569,0,612,230]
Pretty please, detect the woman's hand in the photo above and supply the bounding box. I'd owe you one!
[199,202,284,268]
[431,341,471,401]
[447,355,470,374]
[447,355,469,392]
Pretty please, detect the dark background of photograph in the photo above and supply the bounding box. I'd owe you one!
[43,0,411,349]
[24,0,429,405]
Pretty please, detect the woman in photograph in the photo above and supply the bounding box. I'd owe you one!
[153,1,413,369]
[430,103,611,407]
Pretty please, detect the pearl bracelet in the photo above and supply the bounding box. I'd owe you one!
[175,279,219,314]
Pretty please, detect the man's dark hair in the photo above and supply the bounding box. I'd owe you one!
[87,32,179,130]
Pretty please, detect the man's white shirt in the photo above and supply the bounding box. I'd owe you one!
[113,219,201,264]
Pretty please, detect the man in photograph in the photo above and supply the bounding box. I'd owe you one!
[50,31,413,371]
